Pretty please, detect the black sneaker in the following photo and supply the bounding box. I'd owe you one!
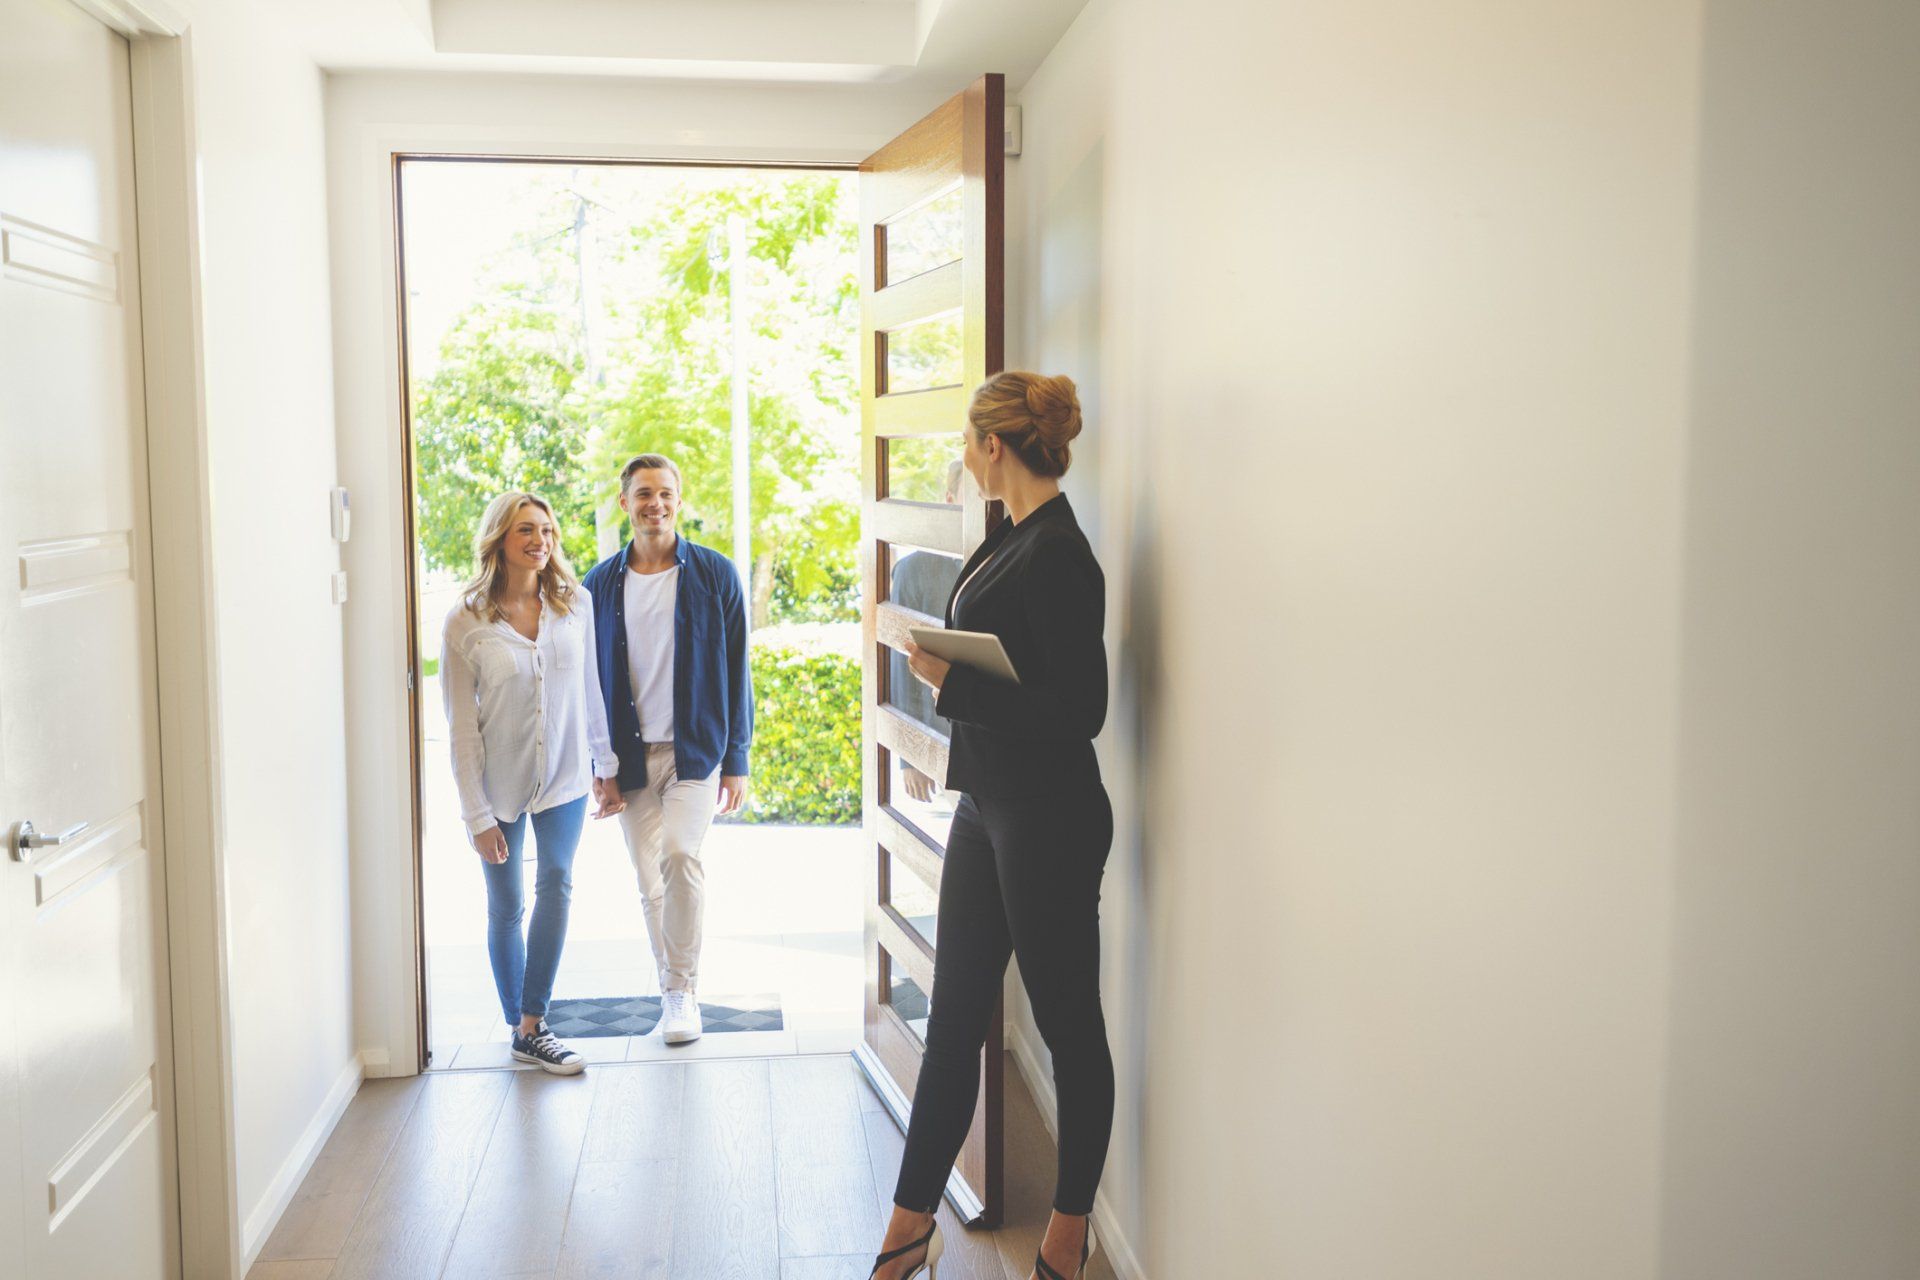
[510,1022,585,1075]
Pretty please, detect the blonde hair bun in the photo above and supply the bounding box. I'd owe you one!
[969,370,1084,478]
[1024,373,1082,447]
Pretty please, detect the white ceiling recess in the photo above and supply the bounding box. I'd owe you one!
[273,0,1093,89]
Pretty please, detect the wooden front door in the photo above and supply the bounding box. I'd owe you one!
[854,73,1005,1227]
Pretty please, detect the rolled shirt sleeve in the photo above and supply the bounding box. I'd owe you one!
[441,611,501,836]
[721,562,754,777]
[580,605,619,780]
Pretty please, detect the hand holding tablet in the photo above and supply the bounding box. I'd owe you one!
[907,626,1021,684]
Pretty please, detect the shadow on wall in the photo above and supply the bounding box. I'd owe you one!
[1045,134,1167,1252]
[1115,472,1162,1246]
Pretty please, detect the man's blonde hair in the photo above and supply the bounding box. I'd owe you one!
[620,453,682,495]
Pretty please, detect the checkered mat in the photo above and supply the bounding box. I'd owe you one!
[542,994,784,1038]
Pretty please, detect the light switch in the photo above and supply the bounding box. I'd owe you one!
[331,571,349,604]
[330,487,351,542]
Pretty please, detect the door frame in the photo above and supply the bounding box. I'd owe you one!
[386,152,859,1075]
[60,1,244,1276]
[337,75,968,1079]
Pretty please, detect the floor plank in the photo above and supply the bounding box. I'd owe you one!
[781,1256,875,1280]
[567,1035,632,1065]
[557,1063,685,1280]
[245,1262,336,1280]
[329,1071,513,1280]
[556,1158,676,1280]
[578,1059,685,1165]
[255,1076,426,1264]
[859,1111,1007,1280]
[256,1053,1116,1280]
[441,1069,597,1277]
[771,1055,878,1260]
[670,1058,780,1279]
[995,1070,1053,1278]
[999,1067,1117,1280]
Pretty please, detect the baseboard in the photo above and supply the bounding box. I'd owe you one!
[357,1045,396,1078]
[1006,1021,1149,1280]
[240,1054,364,1268]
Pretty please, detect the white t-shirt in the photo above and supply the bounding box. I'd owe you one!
[624,563,679,743]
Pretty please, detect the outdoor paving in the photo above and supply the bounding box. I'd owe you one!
[421,671,866,1069]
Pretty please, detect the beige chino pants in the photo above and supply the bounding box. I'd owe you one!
[617,743,721,994]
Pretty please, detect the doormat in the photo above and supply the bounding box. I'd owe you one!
[542,994,784,1038]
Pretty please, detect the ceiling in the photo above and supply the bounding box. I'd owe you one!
[270,0,1093,89]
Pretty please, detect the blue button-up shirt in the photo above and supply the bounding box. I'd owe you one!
[582,536,753,790]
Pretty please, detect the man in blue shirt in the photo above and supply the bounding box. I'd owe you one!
[582,453,753,1044]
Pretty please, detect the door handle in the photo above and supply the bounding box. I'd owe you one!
[8,820,88,863]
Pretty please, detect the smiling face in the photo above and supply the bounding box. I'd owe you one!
[499,501,556,575]
[621,467,682,541]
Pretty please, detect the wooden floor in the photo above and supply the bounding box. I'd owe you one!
[248,1052,1117,1280]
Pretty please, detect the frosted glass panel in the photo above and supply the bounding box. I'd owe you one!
[883,945,930,1042]
[888,851,939,949]
[885,434,964,505]
[883,313,963,393]
[883,186,963,285]
[884,747,955,851]
[884,543,961,617]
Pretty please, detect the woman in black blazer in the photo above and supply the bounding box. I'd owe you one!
[869,372,1111,1280]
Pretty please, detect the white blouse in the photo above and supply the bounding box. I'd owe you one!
[441,595,618,835]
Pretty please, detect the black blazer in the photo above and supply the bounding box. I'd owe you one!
[935,493,1106,797]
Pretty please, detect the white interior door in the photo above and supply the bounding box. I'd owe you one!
[0,1,179,1275]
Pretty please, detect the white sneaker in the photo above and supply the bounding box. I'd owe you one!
[660,990,703,1044]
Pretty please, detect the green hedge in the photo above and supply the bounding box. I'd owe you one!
[739,643,860,825]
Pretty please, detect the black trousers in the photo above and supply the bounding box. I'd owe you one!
[892,783,1115,1216]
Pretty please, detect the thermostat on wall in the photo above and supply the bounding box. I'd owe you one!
[330,487,351,542]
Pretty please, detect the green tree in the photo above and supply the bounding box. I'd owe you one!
[411,171,862,623]
[598,175,861,624]
[412,301,599,575]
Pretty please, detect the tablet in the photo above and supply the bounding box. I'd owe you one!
[908,626,1021,684]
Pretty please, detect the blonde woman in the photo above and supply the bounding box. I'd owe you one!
[442,492,622,1074]
[871,373,1111,1280]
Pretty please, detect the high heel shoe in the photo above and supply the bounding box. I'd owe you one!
[1033,1219,1098,1280]
[869,1215,943,1279]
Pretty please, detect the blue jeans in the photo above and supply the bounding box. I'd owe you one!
[482,796,586,1027]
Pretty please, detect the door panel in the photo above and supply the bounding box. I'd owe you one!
[879,745,955,853]
[0,1,177,1275]
[882,848,940,951]
[856,72,1005,1226]
[872,503,964,557]
[881,434,966,505]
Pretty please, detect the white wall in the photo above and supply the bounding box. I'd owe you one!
[319,11,1920,1276]
[1659,3,1920,1276]
[323,70,955,1073]
[1013,1,1920,1276]
[174,0,357,1257]
[1003,4,1152,1273]
[1019,0,1704,1274]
